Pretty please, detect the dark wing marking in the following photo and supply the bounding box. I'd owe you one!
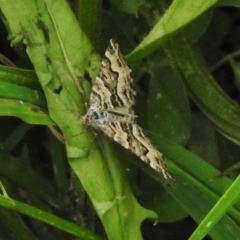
[100,121,172,180]
[89,40,136,116]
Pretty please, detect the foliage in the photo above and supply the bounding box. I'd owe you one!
[0,0,240,239]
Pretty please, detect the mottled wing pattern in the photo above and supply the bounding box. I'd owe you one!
[89,40,136,117]
[81,40,172,180]
[100,122,172,180]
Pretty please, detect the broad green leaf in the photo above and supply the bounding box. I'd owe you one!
[0,1,160,239]
[164,33,240,145]
[148,64,191,145]
[73,0,102,48]
[127,0,218,61]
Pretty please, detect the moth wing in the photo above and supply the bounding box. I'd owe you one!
[100,121,172,180]
[89,40,136,115]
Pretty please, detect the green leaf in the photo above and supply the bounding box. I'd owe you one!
[0,66,52,124]
[0,208,38,240]
[127,0,218,61]
[189,175,240,239]
[73,0,102,48]
[164,33,240,145]
[0,65,41,90]
[111,0,145,15]
[0,80,46,106]
[0,151,59,207]
[139,187,187,223]
[0,194,104,240]
[154,138,240,239]
[0,1,159,239]
[148,63,191,145]
[229,59,240,92]
[218,0,240,7]
[0,98,53,125]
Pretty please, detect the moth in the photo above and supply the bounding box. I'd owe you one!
[81,40,172,180]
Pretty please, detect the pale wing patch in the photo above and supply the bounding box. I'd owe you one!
[81,40,172,180]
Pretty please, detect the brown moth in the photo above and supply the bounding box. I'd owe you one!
[81,40,172,180]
